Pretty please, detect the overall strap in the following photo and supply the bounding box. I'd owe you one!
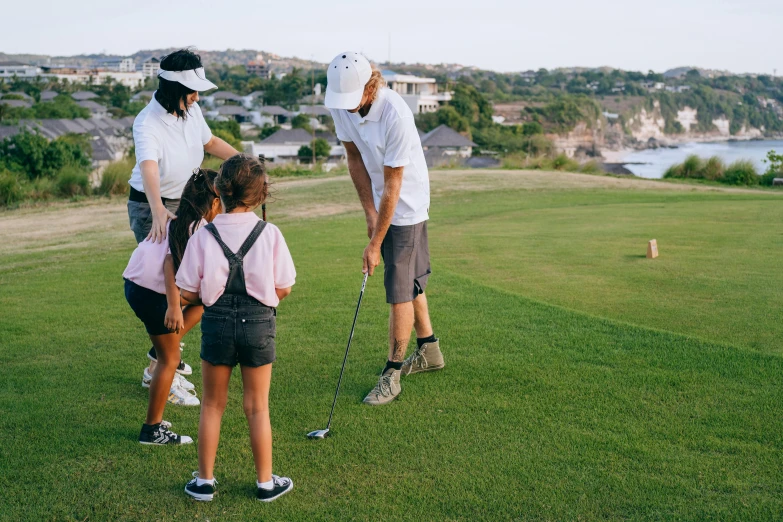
[236,221,267,259]
[204,223,237,261]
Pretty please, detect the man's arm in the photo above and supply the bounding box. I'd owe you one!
[363,165,403,276]
[344,141,379,239]
[140,160,176,243]
[204,135,239,160]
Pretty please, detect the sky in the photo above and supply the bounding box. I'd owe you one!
[3,0,783,75]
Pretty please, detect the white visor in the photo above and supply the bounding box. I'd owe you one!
[157,67,217,92]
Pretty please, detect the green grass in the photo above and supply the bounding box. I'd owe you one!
[1,174,782,520]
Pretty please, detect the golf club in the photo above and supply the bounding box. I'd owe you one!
[307,271,369,439]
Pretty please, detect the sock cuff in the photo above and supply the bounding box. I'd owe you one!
[417,335,437,348]
[385,360,403,371]
[258,479,274,490]
[196,477,215,486]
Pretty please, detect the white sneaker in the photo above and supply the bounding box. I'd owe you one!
[174,373,196,391]
[168,385,200,406]
[147,346,193,376]
[142,368,195,391]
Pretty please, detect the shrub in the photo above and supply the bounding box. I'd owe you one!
[27,177,57,201]
[98,158,134,196]
[550,153,580,171]
[0,170,24,206]
[723,160,759,186]
[56,167,91,197]
[681,155,704,178]
[580,160,603,174]
[701,156,726,181]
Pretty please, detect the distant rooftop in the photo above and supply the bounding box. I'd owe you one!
[259,105,291,117]
[40,90,59,101]
[212,91,244,101]
[217,105,250,116]
[259,128,313,145]
[71,91,99,101]
[77,100,107,112]
[420,125,476,148]
[382,70,436,84]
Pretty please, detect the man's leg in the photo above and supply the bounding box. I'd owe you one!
[389,301,415,363]
[412,292,433,339]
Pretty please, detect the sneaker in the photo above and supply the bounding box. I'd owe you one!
[147,347,193,376]
[401,339,444,376]
[141,368,196,392]
[185,471,217,501]
[168,385,200,406]
[139,424,193,445]
[363,368,401,406]
[256,475,293,503]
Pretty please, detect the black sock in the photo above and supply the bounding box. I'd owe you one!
[384,360,403,372]
[142,423,160,432]
[417,335,436,348]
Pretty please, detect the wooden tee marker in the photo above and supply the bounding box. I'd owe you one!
[647,239,659,259]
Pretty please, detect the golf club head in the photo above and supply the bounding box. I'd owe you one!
[307,429,330,440]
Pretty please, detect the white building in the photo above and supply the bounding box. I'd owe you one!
[251,128,344,164]
[97,58,136,72]
[42,68,145,88]
[141,57,161,78]
[0,61,42,80]
[382,70,452,114]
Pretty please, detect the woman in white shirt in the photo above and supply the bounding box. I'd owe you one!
[128,49,238,244]
[127,49,238,404]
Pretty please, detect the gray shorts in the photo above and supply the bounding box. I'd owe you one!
[127,199,180,244]
[381,221,431,304]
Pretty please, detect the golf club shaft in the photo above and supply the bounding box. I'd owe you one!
[325,272,369,430]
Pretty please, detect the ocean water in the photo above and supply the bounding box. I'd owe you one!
[617,140,783,179]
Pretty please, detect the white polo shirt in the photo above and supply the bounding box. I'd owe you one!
[129,93,213,199]
[330,88,430,226]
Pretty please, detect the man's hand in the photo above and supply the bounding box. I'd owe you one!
[365,210,378,239]
[146,203,177,243]
[164,305,185,334]
[363,241,381,276]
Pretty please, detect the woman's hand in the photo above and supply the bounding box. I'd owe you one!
[146,203,177,243]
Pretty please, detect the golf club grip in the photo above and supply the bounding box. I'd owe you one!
[325,273,369,430]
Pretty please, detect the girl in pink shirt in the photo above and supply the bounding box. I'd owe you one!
[124,169,221,445]
[177,154,296,503]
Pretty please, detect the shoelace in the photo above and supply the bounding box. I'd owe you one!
[378,375,393,397]
[272,474,290,487]
[408,347,428,370]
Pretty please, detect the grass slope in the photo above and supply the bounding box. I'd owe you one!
[0,172,781,520]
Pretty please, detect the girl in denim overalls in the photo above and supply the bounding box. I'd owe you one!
[176,154,296,503]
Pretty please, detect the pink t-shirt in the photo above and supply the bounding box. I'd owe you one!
[176,212,296,307]
[123,220,206,294]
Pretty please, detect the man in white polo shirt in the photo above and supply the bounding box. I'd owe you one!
[325,51,444,406]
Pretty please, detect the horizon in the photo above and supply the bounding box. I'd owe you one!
[0,47,774,78]
[2,0,782,76]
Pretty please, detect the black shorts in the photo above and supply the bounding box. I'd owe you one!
[124,279,170,336]
[381,221,432,304]
[200,294,276,368]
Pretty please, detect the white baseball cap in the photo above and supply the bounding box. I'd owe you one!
[324,52,372,110]
[157,67,217,92]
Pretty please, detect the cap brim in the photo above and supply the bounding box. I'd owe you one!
[178,78,218,92]
[324,88,363,110]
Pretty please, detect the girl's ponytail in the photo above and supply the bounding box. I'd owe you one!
[169,168,218,271]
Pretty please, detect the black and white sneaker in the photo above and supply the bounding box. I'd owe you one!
[256,475,293,502]
[185,471,217,501]
[138,424,193,445]
[147,347,192,376]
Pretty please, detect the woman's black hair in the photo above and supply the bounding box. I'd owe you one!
[155,49,203,119]
[169,168,219,272]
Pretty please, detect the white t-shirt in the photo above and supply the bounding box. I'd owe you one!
[129,93,213,199]
[330,88,430,226]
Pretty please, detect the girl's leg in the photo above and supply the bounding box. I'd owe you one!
[198,361,233,480]
[145,333,181,425]
[146,305,203,374]
[240,364,273,483]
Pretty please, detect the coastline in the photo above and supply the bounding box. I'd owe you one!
[601,135,783,164]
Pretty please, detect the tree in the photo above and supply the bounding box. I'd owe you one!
[297,138,331,162]
[291,113,312,133]
[259,123,281,140]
